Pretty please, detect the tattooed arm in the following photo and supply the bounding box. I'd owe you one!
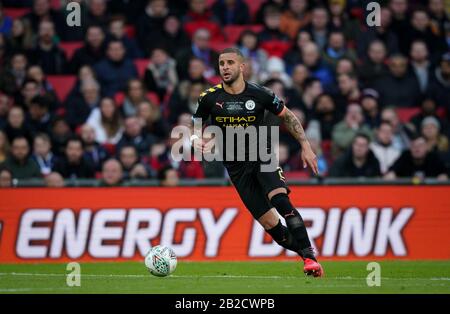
[279,107,319,175]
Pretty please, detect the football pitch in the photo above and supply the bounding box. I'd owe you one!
[0,261,449,294]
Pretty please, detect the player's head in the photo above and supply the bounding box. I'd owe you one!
[218,48,245,85]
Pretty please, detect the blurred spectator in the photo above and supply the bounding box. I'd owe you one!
[176,28,219,80]
[32,132,56,175]
[328,0,360,43]
[158,165,179,186]
[306,93,341,142]
[284,30,312,72]
[159,15,191,58]
[212,0,250,26]
[29,20,67,74]
[144,48,178,101]
[301,6,330,51]
[421,116,449,155]
[28,95,52,135]
[44,171,64,187]
[80,124,109,171]
[168,81,207,125]
[409,40,433,93]
[255,0,286,25]
[385,135,448,181]
[116,115,157,156]
[50,117,72,157]
[297,77,323,118]
[16,78,39,110]
[86,97,124,145]
[94,40,138,96]
[0,33,7,71]
[4,106,32,142]
[183,0,220,24]
[357,7,399,59]
[301,42,334,89]
[184,57,209,84]
[136,0,170,55]
[322,30,357,71]
[360,88,381,129]
[118,144,152,179]
[331,103,372,158]
[410,97,448,136]
[0,52,28,96]
[335,73,361,110]
[0,92,12,129]
[0,136,41,179]
[280,0,310,39]
[70,25,106,74]
[0,167,12,187]
[26,65,58,108]
[427,52,450,117]
[329,133,381,177]
[99,158,124,186]
[381,107,415,151]
[0,2,13,35]
[137,100,169,140]
[22,0,66,39]
[67,65,97,99]
[288,64,309,98]
[258,5,290,44]
[8,18,34,52]
[373,54,422,107]
[370,121,401,174]
[107,0,147,22]
[238,30,268,81]
[389,0,410,55]
[86,0,110,29]
[53,136,95,179]
[122,79,150,117]
[358,40,389,87]
[335,57,356,77]
[428,0,448,38]
[404,9,447,63]
[260,57,291,87]
[0,129,10,163]
[108,15,143,59]
[66,78,101,129]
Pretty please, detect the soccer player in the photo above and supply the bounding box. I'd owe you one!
[191,48,323,277]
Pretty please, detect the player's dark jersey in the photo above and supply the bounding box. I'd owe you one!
[193,81,285,165]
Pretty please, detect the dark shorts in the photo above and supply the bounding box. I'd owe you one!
[225,161,290,220]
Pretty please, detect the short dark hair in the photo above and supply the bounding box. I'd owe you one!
[219,47,244,60]
[66,136,84,149]
[12,135,29,146]
[157,165,175,181]
[353,132,371,144]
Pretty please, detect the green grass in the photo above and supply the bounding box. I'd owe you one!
[0,261,449,294]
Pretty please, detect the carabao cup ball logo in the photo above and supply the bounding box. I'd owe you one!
[245,100,256,110]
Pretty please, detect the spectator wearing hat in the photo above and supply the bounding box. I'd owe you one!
[421,116,449,155]
[370,121,401,174]
[385,135,448,181]
[329,133,381,178]
[360,89,382,129]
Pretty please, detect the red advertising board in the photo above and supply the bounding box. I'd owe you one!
[0,186,449,263]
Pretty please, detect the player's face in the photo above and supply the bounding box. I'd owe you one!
[219,53,244,85]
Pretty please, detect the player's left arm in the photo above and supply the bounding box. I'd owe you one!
[278,107,319,175]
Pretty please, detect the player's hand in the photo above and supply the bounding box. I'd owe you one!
[301,144,319,175]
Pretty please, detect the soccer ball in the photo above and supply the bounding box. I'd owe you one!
[144,245,177,277]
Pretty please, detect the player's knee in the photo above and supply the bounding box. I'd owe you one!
[258,208,279,230]
[270,193,294,217]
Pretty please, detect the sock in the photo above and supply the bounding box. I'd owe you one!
[266,220,301,255]
[270,193,316,260]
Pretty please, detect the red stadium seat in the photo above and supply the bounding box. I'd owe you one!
[114,92,125,106]
[396,108,421,123]
[46,75,76,103]
[223,24,264,44]
[3,8,31,19]
[146,92,160,106]
[125,25,136,39]
[284,170,310,180]
[184,21,225,42]
[50,0,62,9]
[209,40,234,53]
[60,41,84,61]
[259,40,292,58]
[133,58,149,79]
[246,0,265,22]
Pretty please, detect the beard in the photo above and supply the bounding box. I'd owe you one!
[221,71,240,86]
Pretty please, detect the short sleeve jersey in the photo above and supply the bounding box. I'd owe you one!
[193,81,285,164]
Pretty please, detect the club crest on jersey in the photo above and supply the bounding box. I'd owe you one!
[245,100,256,110]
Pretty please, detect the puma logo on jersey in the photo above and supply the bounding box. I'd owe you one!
[215,102,224,109]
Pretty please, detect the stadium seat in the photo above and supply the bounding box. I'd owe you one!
[147,92,160,106]
[284,170,310,180]
[125,25,136,39]
[209,40,234,53]
[3,8,31,19]
[223,24,264,44]
[133,58,149,79]
[60,41,84,61]
[246,0,265,22]
[114,92,125,106]
[50,0,62,9]
[46,75,77,103]
[184,21,225,42]
[259,40,292,58]
[396,108,421,123]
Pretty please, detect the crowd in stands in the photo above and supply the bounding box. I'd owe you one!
[0,0,449,188]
